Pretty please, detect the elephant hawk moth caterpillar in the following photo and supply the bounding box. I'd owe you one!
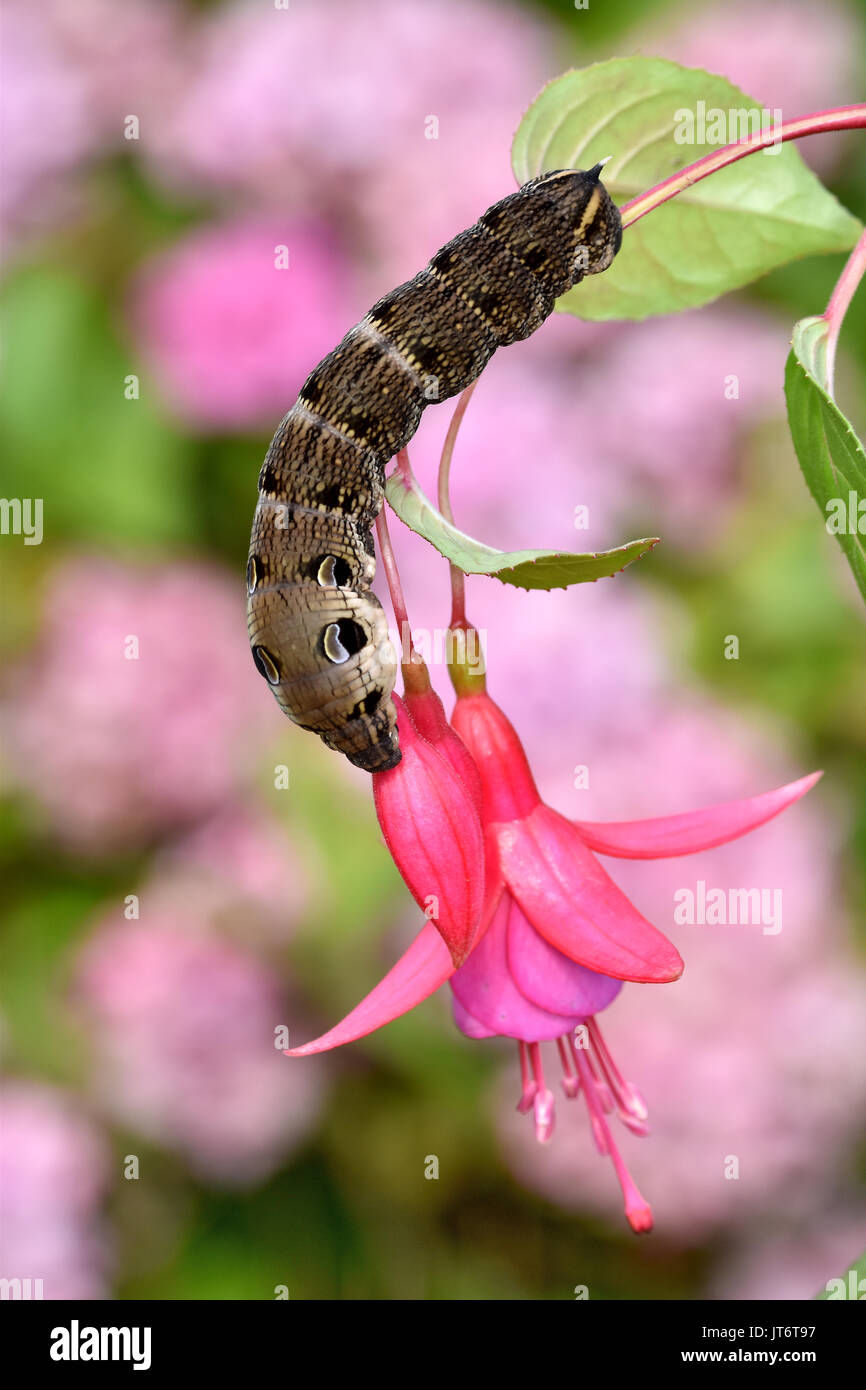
[247,165,622,772]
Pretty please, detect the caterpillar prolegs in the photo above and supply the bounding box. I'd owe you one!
[247,165,622,771]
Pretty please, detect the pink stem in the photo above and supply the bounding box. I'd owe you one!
[620,105,866,230]
[393,447,414,489]
[437,383,478,628]
[375,498,418,668]
[437,381,478,520]
[821,226,866,396]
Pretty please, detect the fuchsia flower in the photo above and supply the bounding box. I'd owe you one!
[288,635,820,1232]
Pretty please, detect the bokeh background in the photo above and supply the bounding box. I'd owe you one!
[2,0,866,1301]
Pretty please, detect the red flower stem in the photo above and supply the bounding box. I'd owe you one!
[393,446,414,489]
[620,104,866,230]
[437,382,478,628]
[375,487,421,674]
[821,226,866,395]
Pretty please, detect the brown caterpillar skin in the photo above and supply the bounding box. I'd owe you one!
[247,166,622,772]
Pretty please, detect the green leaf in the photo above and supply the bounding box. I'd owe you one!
[385,471,657,590]
[512,57,861,320]
[785,316,866,603]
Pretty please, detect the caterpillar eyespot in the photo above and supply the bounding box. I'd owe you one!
[252,644,281,685]
[316,556,351,588]
[247,164,622,772]
[322,619,367,664]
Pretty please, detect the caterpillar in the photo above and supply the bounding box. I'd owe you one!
[247,164,622,772]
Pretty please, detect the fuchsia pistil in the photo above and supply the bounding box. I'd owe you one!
[516,1025,653,1233]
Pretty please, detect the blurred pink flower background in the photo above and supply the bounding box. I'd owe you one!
[150,804,312,946]
[0,0,185,247]
[0,1083,112,1299]
[141,0,556,287]
[3,558,281,853]
[710,1206,866,1299]
[73,907,326,1185]
[131,221,357,432]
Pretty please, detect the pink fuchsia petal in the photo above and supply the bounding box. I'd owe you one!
[450,894,579,1042]
[451,691,540,822]
[286,921,453,1056]
[506,899,623,1018]
[451,995,497,1039]
[373,695,484,965]
[573,772,822,860]
[495,806,684,984]
[404,682,482,812]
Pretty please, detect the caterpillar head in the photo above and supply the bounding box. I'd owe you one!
[247,568,401,772]
[580,161,623,274]
[536,164,623,279]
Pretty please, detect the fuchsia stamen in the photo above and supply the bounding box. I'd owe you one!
[515,1023,654,1234]
[572,1039,653,1233]
[556,1037,579,1098]
[588,1017,650,1135]
[516,1041,537,1114]
[577,1035,615,1114]
[528,1042,555,1143]
[570,1041,611,1158]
